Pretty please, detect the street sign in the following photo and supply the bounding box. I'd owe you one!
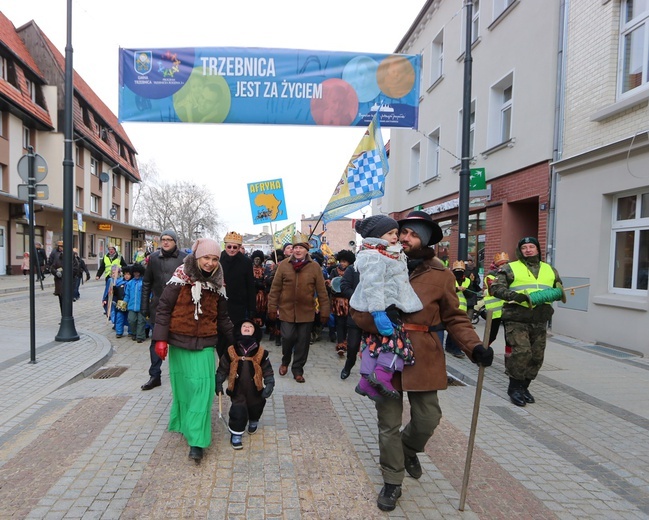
[17,184,49,201]
[17,154,48,183]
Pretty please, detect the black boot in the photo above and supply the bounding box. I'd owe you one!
[377,483,402,511]
[507,378,526,407]
[189,446,203,463]
[523,379,535,403]
[141,376,161,391]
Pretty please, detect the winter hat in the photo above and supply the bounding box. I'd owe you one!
[518,236,540,252]
[236,319,263,343]
[335,249,356,264]
[192,238,221,258]
[397,210,443,246]
[160,229,177,243]
[355,215,399,239]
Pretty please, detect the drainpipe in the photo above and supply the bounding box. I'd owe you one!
[547,0,569,266]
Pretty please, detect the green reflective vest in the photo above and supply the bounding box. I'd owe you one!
[102,255,122,277]
[509,260,555,308]
[483,274,503,319]
[455,278,470,312]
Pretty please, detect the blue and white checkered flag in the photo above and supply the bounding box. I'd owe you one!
[347,150,385,195]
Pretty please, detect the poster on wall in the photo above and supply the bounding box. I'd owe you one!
[119,47,420,128]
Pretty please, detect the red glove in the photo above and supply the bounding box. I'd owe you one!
[154,341,168,361]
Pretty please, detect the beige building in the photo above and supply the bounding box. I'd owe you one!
[0,13,146,275]
[381,0,561,272]
[552,0,649,355]
[300,214,357,255]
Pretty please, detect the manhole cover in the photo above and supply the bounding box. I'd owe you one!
[91,366,128,379]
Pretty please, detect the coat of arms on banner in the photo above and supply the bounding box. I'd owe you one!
[134,51,152,75]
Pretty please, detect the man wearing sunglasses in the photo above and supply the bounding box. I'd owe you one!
[219,231,256,357]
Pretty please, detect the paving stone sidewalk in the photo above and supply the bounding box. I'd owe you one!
[0,276,648,519]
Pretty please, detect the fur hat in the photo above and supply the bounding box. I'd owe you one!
[236,319,263,343]
[335,249,356,264]
[160,229,177,243]
[224,231,243,245]
[355,215,399,239]
[292,232,310,250]
[192,238,221,258]
[518,236,540,252]
[131,263,146,275]
[397,211,443,246]
[251,250,265,263]
[122,265,132,275]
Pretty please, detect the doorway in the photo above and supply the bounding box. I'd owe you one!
[0,226,5,275]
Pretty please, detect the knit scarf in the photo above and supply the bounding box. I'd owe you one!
[291,258,309,272]
[168,264,219,320]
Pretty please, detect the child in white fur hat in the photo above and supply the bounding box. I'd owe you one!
[350,215,423,401]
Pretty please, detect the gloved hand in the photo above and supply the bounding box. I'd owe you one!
[512,293,532,306]
[154,341,168,361]
[261,381,274,399]
[85,274,90,282]
[371,311,394,336]
[215,373,225,395]
[471,344,494,367]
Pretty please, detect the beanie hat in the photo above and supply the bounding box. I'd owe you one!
[397,210,444,247]
[355,215,399,239]
[161,229,177,243]
[282,242,293,253]
[518,236,540,252]
[192,238,221,258]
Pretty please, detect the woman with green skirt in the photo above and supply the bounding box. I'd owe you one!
[153,238,235,463]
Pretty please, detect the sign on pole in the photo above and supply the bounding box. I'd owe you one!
[247,179,287,225]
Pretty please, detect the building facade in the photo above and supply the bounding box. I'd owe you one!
[0,13,144,274]
[552,0,649,354]
[379,0,561,274]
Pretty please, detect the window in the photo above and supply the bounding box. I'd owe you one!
[90,157,98,176]
[472,0,481,42]
[458,101,476,160]
[488,72,514,147]
[426,129,440,180]
[22,127,30,149]
[25,78,36,102]
[409,142,421,187]
[75,187,83,208]
[0,164,5,192]
[619,0,649,95]
[611,190,649,293]
[0,56,6,80]
[429,30,444,86]
[0,110,4,137]
[90,194,100,214]
[494,0,515,19]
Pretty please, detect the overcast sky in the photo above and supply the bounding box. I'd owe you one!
[3,1,426,236]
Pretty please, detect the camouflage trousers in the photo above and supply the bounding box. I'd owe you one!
[503,320,548,381]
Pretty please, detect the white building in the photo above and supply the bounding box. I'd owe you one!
[552,0,649,355]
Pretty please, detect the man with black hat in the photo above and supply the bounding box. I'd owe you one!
[350,210,494,512]
[490,236,563,407]
[140,229,187,390]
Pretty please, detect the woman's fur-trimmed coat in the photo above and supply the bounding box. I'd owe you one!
[153,254,235,350]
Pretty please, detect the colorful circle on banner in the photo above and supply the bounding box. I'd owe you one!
[377,55,416,99]
[123,49,194,99]
[311,78,359,126]
[342,56,380,103]
[173,67,231,123]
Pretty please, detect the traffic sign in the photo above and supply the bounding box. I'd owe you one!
[17,184,49,201]
[17,154,48,183]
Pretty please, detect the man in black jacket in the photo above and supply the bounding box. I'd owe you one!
[219,231,255,357]
[140,229,187,390]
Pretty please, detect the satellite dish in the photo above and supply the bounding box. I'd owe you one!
[99,172,110,183]
[109,206,117,219]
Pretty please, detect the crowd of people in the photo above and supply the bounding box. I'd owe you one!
[28,215,564,512]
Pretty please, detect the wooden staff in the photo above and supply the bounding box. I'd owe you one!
[459,309,493,511]
[218,393,229,429]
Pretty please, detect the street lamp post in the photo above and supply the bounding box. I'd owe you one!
[457,0,474,263]
[56,0,79,341]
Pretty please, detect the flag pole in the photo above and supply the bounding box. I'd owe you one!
[307,212,325,241]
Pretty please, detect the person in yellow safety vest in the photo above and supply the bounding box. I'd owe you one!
[95,244,128,315]
[483,252,510,345]
[490,237,564,408]
[444,260,471,358]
